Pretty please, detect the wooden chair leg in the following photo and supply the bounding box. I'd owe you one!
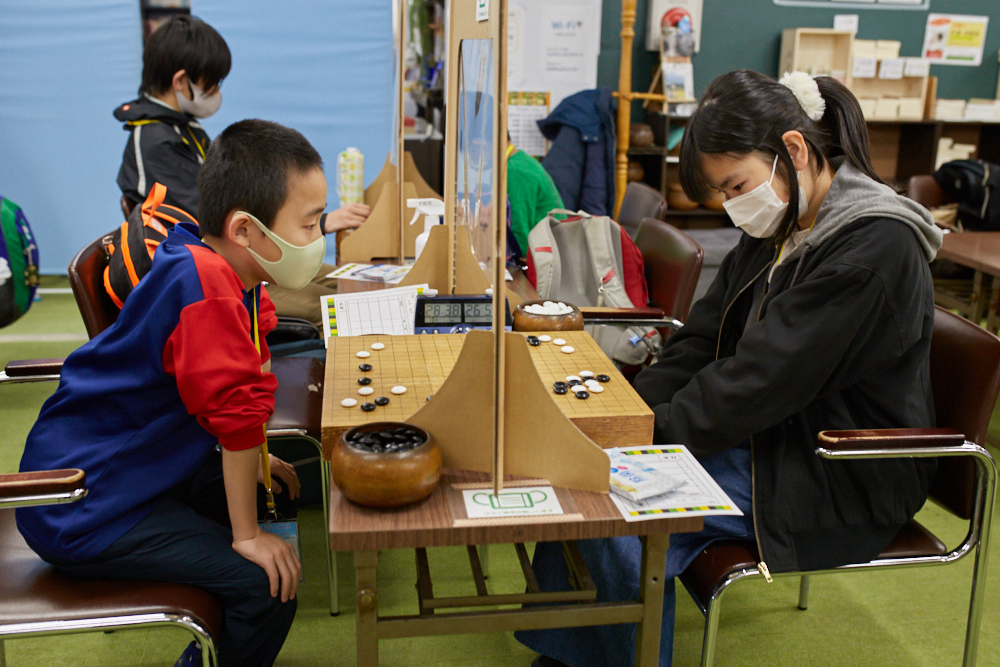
[798,575,811,610]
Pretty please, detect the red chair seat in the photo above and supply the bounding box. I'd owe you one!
[0,511,221,634]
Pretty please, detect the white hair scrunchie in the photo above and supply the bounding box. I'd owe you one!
[779,71,826,122]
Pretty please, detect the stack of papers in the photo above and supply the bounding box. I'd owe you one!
[606,445,744,522]
[320,283,429,341]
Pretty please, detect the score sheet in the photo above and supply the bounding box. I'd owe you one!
[608,445,744,522]
[320,284,428,341]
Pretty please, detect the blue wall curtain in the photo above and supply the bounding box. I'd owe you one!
[0,1,142,273]
[196,0,395,264]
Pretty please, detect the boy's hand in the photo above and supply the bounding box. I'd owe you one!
[232,527,302,601]
[258,454,301,500]
[323,202,370,233]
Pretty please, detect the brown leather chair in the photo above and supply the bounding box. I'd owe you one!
[617,182,668,240]
[908,174,954,209]
[634,217,704,326]
[0,470,218,666]
[679,306,999,667]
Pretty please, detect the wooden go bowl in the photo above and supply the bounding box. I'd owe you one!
[512,300,585,332]
[331,422,442,508]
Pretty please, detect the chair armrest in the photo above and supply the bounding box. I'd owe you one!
[816,428,968,460]
[4,358,65,377]
[0,469,87,509]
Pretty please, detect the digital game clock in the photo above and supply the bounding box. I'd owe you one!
[414,295,512,334]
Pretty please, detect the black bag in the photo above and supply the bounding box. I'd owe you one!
[933,159,1000,231]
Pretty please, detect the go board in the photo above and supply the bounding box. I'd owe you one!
[320,331,653,460]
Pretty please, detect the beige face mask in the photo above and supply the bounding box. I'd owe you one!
[242,211,326,290]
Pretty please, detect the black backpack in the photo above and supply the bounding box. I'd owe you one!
[933,159,1000,231]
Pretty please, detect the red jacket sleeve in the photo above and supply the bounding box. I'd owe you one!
[258,286,278,364]
[163,297,278,451]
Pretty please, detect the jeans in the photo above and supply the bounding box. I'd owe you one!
[46,452,297,667]
[515,442,755,667]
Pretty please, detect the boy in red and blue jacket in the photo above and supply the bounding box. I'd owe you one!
[17,119,329,667]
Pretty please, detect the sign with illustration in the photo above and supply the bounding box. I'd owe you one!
[462,485,564,518]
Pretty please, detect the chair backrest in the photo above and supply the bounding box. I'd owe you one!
[907,175,954,210]
[634,217,704,323]
[617,182,667,240]
[67,232,119,339]
[928,306,1000,519]
[120,195,136,220]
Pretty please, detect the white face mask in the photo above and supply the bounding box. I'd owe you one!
[242,212,326,290]
[176,82,222,119]
[722,155,808,239]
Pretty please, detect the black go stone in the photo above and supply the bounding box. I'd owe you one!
[553,381,568,389]
[596,374,611,383]
[553,386,568,395]
[527,336,541,346]
[359,363,373,372]
[575,390,590,399]
[374,396,390,406]
[567,379,582,386]
[360,402,376,412]
[357,377,372,385]
[347,425,427,453]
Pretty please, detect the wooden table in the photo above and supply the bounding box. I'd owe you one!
[329,468,702,667]
[937,232,1000,333]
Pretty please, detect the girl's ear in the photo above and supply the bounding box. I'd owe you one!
[781,130,810,173]
[226,210,252,248]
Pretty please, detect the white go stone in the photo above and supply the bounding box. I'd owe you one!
[391,385,407,395]
[341,398,358,407]
[561,345,575,354]
[585,379,600,388]
[589,385,604,393]
[356,351,371,358]
[553,338,566,346]
[538,335,552,342]
[566,375,582,383]
[371,342,385,350]
[579,370,594,378]
[358,387,374,396]
[571,384,589,393]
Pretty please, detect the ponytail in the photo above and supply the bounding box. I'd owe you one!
[679,70,881,246]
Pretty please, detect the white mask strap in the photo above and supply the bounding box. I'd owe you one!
[769,154,779,184]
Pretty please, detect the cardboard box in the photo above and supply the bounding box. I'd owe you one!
[873,98,901,120]
[858,98,878,119]
[853,39,877,59]
[875,40,902,61]
[898,97,925,120]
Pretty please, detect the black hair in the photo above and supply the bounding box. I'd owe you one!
[197,120,324,236]
[679,69,883,246]
[139,15,231,96]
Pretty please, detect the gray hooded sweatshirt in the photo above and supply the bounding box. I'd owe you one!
[634,159,940,574]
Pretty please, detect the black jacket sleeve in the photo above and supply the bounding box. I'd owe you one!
[633,243,734,409]
[646,259,895,458]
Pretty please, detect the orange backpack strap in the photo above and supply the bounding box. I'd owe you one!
[140,183,170,235]
[103,265,125,309]
[118,221,141,287]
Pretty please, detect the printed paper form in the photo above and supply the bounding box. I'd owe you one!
[320,284,428,342]
[608,445,744,522]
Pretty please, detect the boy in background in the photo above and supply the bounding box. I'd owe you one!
[507,132,564,260]
[18,119,327,667]
[114,15,367,324]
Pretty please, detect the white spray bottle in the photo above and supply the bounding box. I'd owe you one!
[407,198,445,260]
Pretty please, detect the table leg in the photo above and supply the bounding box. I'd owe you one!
[355,550,379,667]
[988,276,1000,334]
[634,533,669,667]
[968,271,986,326]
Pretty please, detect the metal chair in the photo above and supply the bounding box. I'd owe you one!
[0,469,219,667]
[679,306,999,667]
[4,230,338,615]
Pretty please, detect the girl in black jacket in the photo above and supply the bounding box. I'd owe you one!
[517,70,942,667]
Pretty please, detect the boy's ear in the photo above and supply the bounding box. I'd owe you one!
[171,69,192,100]
[226,210,253,248]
